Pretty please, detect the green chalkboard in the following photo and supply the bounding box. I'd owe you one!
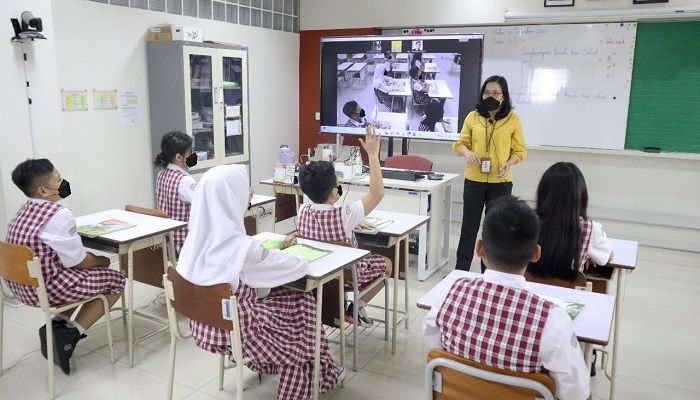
[626,22,700,153]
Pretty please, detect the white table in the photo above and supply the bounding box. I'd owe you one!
[373,53,386,60]
[435,117,458,133]
[337,62,353,71]
[76,209,185,367]
[387,78,411,112]
[352,53,366,61]
[245,195,276,234]
[339,172,460,281]
[253,232,368,400]
[348,62,368,89]
[417,271,616,345]
[375,111,408,132]
[426,79,453,99]
[396,53,409,62]
[422,54,435,62]
[391,63,409,77]
[423,63,439,74]
[359,210,429,353]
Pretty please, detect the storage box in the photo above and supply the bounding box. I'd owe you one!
[147,26,203,42]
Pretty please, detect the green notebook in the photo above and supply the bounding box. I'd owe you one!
[537,294,585,321]
[77,219,135,238]
[262,239,332,263]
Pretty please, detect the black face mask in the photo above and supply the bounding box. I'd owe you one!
[358,109,366,118]
[480,96,501,112]
[185,153,198,168]
[336,185,343,197]
[58,179,71,199]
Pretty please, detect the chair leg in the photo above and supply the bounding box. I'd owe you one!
[384,277,389,341]
[0,295,4,376]
[46,314,55,400]
[101,296,115,363]
[218,354,224,391]
[236,356,244,399]
[167,335,176,400]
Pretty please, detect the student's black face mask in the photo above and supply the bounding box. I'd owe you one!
[480,96,501,112]
[47,179,71,199]
[336,185,343,196]
[185,153,198,168]
[357,109,365,119]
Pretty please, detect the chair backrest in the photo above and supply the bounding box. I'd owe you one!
[164,267,234,331]
[125,204,168,218]
[385,155,433,172]
[0,241,39,287]
[524,271,587,290]
[426,349,556,400]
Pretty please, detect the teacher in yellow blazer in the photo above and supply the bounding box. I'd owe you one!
[452,75,526,272]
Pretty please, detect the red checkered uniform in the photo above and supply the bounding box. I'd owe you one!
[297,204,386,289]
[577,217,593,271]
[5,201,125,307]
[435,277,553,373]
[156,168,191,254]
[189,284,339,400]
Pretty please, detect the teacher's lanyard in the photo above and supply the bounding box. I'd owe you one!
[485,118,496,155]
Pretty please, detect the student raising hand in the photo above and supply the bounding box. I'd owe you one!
[359,125,380,158]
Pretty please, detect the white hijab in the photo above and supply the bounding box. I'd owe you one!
[176,164,253,290]
[373,62,393,92]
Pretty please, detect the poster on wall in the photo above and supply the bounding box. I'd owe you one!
[93,90,117,110]
[118,90,140,127]
[61,90,88,111]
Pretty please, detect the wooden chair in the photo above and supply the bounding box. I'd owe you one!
[425,349,556,400]
[122,205,170,288]
[163,267,250,400]
[524,271,589,290]
[0,242,115,399]
[384,155,433,172]
[297,235,389,371]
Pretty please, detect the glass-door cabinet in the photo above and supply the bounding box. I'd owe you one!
[147,41,249,175]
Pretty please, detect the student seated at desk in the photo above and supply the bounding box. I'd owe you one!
[297,126,392,326]
[6,159,126,375]
[528,162,613,282]
[340,100,371,128]
[373,63,403,112]
[418,100,444,132]
[154,131,198,254]
[410,66,430,106]
[423,196,590,400]
[178,165,342,400]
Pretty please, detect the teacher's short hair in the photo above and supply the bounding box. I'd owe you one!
[482,196,539,271]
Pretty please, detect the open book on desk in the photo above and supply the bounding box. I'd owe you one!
[536,294,586,321]
[262,239,332,263]
[77,219,136,238]
[353,216,393,235]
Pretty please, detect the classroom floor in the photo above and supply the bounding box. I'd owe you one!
[1,238,699,400]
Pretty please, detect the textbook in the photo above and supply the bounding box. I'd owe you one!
[77,219,136,238]
[537,294,586,321]
[353,216,393,235]
[262,239,331,263]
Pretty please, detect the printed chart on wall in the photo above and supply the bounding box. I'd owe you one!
[482,23,637,150]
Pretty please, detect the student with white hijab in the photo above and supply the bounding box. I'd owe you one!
[177,165,342,400]
[373,62,403,112]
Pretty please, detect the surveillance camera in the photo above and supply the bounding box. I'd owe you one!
[21,11,43,32]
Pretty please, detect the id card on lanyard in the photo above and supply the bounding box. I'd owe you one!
[480,118,495,173]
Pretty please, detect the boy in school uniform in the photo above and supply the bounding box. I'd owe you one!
[6,159,126,374]
[340,100,371,128]
[297,126,392,325]
[423,196,591,400]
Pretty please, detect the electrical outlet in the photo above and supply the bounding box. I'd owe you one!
[315,112,320,121]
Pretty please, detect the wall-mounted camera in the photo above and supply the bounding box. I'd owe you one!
[10,11,46,41]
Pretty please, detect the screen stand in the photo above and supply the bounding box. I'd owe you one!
[386,138,409,157]
[335,133,343,160]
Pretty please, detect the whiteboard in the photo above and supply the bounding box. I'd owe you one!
[482,23,637,150]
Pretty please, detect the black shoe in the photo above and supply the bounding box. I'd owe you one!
[39,319,67,361]
[590,350,597,377]
[53,325,83,375]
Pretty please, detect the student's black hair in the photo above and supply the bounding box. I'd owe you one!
[342,101,359,118]
[528,162,590,281]
[409,66,421,80]
[421,100,444,131]
[482,196,540,271]
[11,158,55,197]
[476,75,513,121]
[154,131,193,168]
[383,51,392,60]
[411,52,423,64]
[298,161,337,204]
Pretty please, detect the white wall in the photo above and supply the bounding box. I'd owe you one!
[301,0,700,30]
[0,0,299,234]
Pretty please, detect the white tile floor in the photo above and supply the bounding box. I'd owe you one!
[1,243,699,400]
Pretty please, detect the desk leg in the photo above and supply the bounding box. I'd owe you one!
[442,182,453,262]
[338,272,345,387]
[127,245,135,368]
[313,279,323,400]
[392,239,399,354]
[610,269,625,400]
[403,235,410,329]
[166,233,177,271]
[417,194,429,281]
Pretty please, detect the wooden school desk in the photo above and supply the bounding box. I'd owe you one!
[426,79,453,99]
[76,209,185,367]
[259,179,303,223]
[417,270,616,346]
[356,210,429,354]
[253,232,369,400]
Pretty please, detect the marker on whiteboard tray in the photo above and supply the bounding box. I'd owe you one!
[642,147,661,153]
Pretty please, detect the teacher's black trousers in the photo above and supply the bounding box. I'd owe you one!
[455,179,513,272]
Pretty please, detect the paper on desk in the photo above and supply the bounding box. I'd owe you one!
[537,294,585,321]
[353,217,393,235]
[262,240,332,263]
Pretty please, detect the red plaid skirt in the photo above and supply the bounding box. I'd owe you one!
[190,284,340,400]
[350,255,387,289]
[7,267,125,307]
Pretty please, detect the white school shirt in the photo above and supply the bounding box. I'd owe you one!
[30,198,87,268]
[423,269,591,400]
[309,200,365,239]
[412,79,426,92]
[166,163,197,203]
[588,220,613,265]
[239,240,308,289]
